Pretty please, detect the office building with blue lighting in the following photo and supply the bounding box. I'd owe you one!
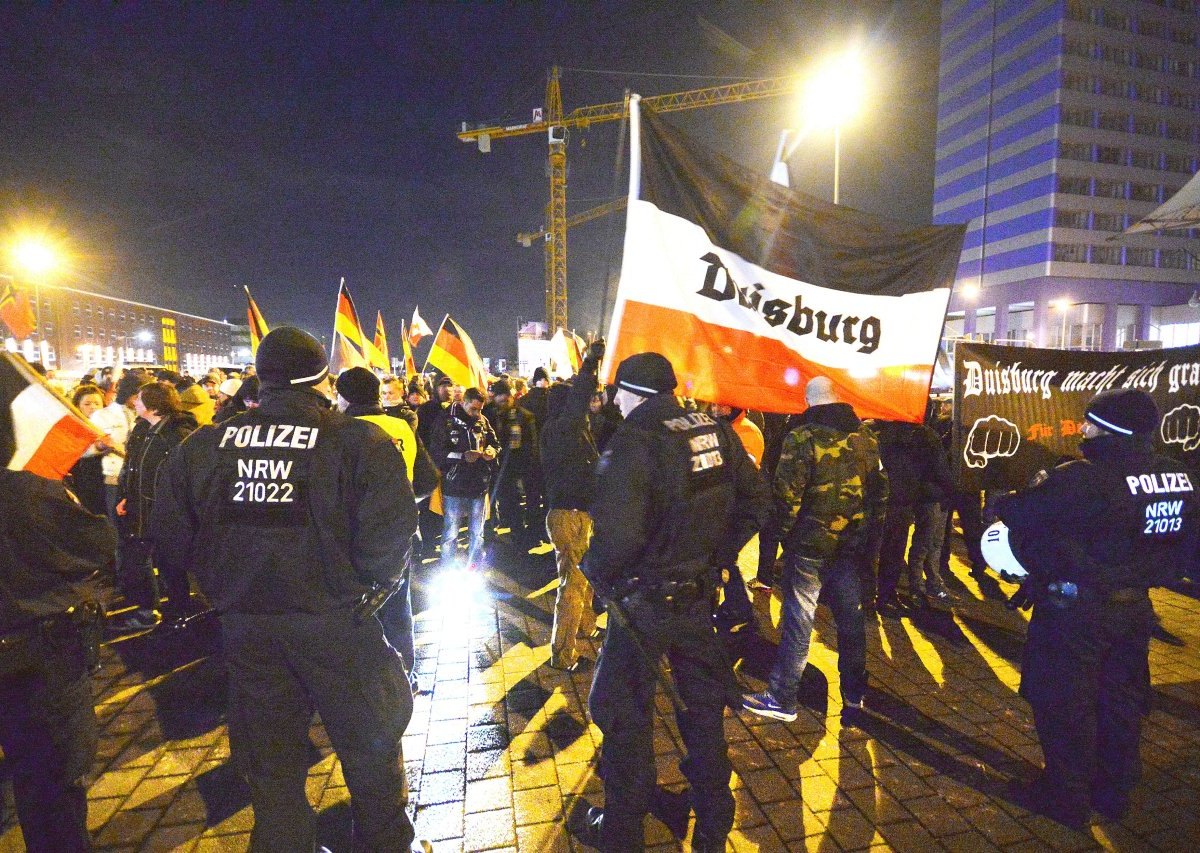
[934,0,1200,350]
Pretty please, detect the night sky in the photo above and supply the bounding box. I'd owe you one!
[1,1,941,360]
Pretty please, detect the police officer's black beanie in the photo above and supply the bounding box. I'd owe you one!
[336,366,380,406]
[532,366,549,384]
[1085,388,1159,437]
[256,327,330,389]
[614,352,677,397]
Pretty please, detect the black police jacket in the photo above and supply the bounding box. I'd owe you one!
[585,393,770,593]
[540,356,601,511]
[997,434,1200,592]
[150,386,418,615]
[0,470,114,632]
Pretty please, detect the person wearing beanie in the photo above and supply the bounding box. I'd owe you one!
[996,387,1199,829]
[578,351,769,852]
[335,366,435,696]
[213,377,245,424]
[149,326,430,851]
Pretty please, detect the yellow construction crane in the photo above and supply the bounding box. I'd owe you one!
[516,197,627,247]
[458,66,799,333]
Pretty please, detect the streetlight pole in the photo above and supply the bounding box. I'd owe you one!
[833,125,841,206]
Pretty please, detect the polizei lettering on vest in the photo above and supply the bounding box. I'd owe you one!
[696,252,881,355]
[219,424,320,449]
[1125,471,1194,495]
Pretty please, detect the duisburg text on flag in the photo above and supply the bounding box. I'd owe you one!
[603,103,966,421]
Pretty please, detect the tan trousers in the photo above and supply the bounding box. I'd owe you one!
[546,508,596,668]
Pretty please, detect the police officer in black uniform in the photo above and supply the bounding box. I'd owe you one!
[0,469,113,852]
[580,352,769,852]
[998,388,1200,829]
[151,327,430,852]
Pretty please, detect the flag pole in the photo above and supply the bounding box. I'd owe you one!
[420,313,449,375]
[330,277,345,355]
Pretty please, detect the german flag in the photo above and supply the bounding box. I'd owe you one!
[0,275,37,341]
[370,311,391,372]
[244,286,269,355]
[400,321,418,379]
[426,315,488,393]
[330,278,369,374]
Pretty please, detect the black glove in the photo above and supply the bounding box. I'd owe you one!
[1005,581,1034,611]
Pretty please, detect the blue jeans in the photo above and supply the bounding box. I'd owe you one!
[441,495,487,568]
[769,551,867,709]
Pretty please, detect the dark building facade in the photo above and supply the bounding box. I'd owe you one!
[2,283,234,375]
[935,0,1200,351]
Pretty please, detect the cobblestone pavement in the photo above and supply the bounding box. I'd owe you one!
[3,533,1200,852]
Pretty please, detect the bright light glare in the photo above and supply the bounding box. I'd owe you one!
[802,51,867,130]
[136,330,154,343]
[960,282,980,299]
[9,235,63,278]
[430,567,486,607]
[1052,298,1072,311]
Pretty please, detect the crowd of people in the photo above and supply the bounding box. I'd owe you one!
[2,328,1198,851]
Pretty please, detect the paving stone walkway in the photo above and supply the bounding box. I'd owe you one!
[2,534,1199,851]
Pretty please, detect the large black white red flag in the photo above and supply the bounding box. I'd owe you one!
[603,100,966,420]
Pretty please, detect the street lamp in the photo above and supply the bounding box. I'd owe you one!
[801,50,866,205]
[1053,298,1072,349]
[8,233,66,280]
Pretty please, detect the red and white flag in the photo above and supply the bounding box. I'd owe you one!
[1,352,104,480]
[409,306,433,346]
[603,101,965,421]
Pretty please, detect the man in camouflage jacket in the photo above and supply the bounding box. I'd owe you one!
[742,376,888,724]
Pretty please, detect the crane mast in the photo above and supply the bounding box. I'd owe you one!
[458,68,799,333]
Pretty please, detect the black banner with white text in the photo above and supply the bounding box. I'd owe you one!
[953,341,1200,490]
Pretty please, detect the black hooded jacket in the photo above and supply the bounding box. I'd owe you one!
[540,356,601,511]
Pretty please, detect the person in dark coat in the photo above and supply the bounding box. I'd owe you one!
[998,389,1200,829]
[432,387,499,570]
[540,341,604,671]
[0,470,113,853]
[906,421,957,603]
[112,382,198,630]
[580,352,769,852]
[588,385,623,453]
[151,327,428,851]
[487,380,540,540]
[415,376,453,557]
[868,419,924,614]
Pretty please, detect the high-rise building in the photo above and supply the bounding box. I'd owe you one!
[934,0,1200,351]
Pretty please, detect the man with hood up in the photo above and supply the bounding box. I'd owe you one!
[742,376,888,727]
